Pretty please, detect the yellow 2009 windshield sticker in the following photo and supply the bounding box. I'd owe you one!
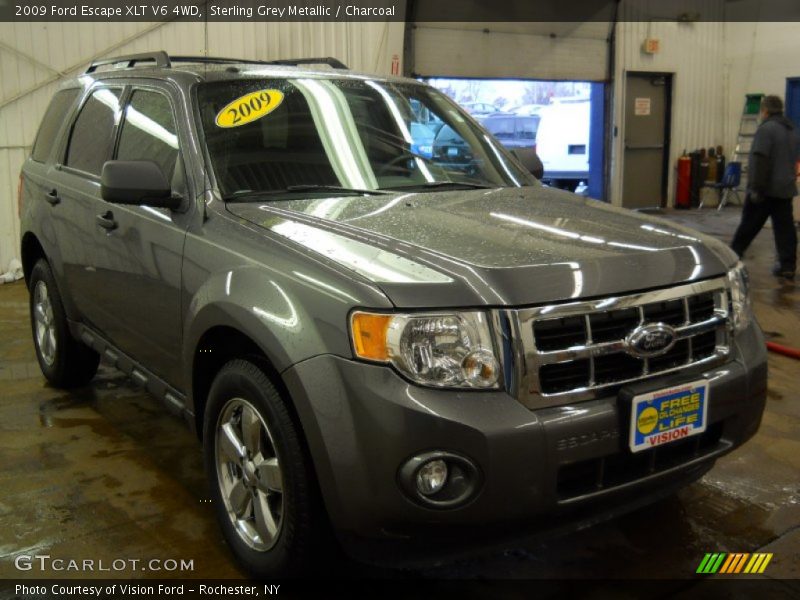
[215,89,285,128]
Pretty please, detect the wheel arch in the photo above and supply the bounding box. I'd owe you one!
[190,323,288,442]
[21,232,46,287]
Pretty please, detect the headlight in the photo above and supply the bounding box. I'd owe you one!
[727,261,752,333]
[350,311,500,389]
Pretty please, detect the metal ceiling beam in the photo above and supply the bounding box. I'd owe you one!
[0,40,68,77]
[0,20,171,111]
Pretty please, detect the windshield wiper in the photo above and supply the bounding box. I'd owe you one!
[224,184,391,201]
[380,181,494,192]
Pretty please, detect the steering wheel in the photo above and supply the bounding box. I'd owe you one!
[376,153,419,176]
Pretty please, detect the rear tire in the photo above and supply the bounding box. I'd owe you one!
[29,259,100,388]
[203,359,328,577]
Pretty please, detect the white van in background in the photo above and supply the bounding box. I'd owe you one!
[536,99,590,189]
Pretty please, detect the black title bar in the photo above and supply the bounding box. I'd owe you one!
[3,0,800,22]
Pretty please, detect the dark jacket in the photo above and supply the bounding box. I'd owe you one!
[749,114,800,199]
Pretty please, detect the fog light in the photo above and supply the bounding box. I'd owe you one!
[399,451,481,508]
[416,459,448,496]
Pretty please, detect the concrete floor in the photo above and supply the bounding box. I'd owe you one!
[0,207,798,581]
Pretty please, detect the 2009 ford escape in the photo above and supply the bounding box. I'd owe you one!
[19,52,767,576]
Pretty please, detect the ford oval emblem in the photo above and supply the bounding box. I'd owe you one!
[625,323,677,358]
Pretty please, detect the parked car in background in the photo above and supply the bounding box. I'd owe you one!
[431,123,476,174]
[410,121,436,158]
[535,99,590,189]
[461,101,498,116]
[480,114,541,152]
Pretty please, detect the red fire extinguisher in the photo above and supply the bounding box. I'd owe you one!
[676,152,691,208]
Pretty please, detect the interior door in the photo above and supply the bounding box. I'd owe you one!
[622,73,670,209]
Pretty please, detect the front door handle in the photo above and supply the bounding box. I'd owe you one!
[96,211,117,231]
[45,189,60,206]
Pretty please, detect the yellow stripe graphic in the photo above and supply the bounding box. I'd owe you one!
[744,554,760,574]
[758,553,773,574]
[745,553,762,573]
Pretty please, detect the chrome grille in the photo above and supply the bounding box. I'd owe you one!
[507,278,732,407]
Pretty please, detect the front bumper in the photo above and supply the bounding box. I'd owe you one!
[281,321,767,564]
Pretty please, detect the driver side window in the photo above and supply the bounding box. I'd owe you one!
[116,89,185,196]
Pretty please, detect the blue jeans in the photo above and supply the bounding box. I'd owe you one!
[731,196,797,272]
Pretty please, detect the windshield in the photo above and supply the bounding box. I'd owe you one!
[197,77,536,198]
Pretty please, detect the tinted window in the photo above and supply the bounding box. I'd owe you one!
[32,89,80,163]
[117,90,179,180]
[66,88,122,175]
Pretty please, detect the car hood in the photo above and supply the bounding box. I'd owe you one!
[226,185,737,307]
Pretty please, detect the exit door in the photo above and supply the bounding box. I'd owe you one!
[622,73,672,209]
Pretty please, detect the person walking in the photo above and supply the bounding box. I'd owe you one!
[730,95,799,280]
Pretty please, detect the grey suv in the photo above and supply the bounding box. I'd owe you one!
[19,51,767,576]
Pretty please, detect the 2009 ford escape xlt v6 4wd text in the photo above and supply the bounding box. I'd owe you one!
[19,52,767,576]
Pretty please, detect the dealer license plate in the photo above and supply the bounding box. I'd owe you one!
[629,379,709,453]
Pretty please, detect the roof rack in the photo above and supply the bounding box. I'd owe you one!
[169,56,271,66]
[264,57,349,69]
[86,51,171,73]
[85,52,349,74]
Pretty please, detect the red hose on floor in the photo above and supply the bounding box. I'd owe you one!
[766,341,800,360]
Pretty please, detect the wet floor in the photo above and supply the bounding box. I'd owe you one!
[0,207,798,581]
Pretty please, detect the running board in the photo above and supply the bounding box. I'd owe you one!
[69,321,193,427]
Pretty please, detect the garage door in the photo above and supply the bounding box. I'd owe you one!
[410,22,610,81]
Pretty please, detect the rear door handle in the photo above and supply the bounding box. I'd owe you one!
[96,211,117,231]
[45,189,60,206]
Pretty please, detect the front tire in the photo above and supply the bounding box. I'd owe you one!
[29,259,100,388]
[203,359,326,577]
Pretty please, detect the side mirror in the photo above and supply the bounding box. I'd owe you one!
[101,160,181,209]
[512,148,544,180]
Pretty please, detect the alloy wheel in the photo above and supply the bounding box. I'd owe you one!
[215,397,284,551]
[33,280,57,366]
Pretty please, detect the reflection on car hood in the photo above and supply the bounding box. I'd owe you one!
[226,186,738,307]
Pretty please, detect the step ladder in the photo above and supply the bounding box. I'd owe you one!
[726,93,764,207]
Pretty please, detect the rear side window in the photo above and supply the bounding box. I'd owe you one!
[116,90,179,179]
[31,89,80,162]
[65,88,122,176]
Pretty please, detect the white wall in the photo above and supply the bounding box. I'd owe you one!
[0,21,404,270]
[723,21,800,154]
[609,0,726,207]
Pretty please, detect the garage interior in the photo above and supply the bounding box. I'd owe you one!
[1,0,799,583]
